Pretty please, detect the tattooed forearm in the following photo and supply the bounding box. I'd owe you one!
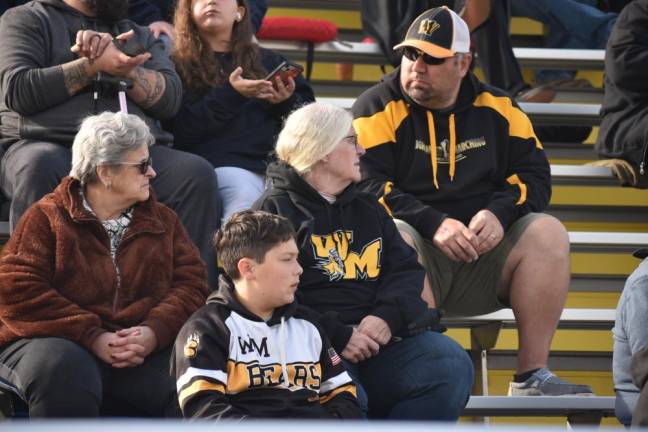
[62,59,93,95]
[128,67,166,108]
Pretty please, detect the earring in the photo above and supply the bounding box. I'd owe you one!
[106,181,112,190]
[236,12,242,21]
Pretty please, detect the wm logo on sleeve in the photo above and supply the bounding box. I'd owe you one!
[310,230,382,281]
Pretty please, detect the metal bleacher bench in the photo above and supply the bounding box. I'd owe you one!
[451,308,617,425]
[260,40,606,71]
[464,395,616,425]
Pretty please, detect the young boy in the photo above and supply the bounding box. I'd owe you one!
[173,210,360,419]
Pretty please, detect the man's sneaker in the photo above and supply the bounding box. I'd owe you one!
[508,368,594,396]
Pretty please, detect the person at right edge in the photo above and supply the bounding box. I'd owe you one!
[593,0,648,189]
[352,6,594,397]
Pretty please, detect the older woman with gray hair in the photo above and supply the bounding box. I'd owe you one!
[253,102,473,420]
[0,112,209,417]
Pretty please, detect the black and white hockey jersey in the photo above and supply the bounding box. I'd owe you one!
[173,276,360,419]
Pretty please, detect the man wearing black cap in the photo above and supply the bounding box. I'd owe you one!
[613,247,648,425]
[353,6,593,397]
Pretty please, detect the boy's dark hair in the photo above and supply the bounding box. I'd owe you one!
[214,210,297,280]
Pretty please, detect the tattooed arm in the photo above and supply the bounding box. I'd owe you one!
[126,66,166,109]
[61,58,96,96]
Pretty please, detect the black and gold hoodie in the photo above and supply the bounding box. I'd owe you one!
[352,69,551,240]
[254,161,428,352]
[173,276,360,419]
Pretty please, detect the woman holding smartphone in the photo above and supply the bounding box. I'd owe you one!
[168,0,314,224]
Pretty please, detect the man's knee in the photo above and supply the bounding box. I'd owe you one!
[517,214,570,259]
[5,142,69,195]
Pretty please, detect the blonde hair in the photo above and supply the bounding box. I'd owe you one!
[275,102,352,173]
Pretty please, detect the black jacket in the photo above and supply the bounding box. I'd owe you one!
[596,0,648,170]
[352,69,551,239]
[173,276,360,419]
[253,161,428,352]
[167,49,314,174]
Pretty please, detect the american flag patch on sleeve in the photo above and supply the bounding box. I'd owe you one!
[328,347,341,366]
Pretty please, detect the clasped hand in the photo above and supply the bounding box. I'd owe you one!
[91,326,158,368]
[341,315,391,364]
[72,29,151,78]
[433,209,504,262]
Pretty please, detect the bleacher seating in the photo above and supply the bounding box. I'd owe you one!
[0,0,641,425]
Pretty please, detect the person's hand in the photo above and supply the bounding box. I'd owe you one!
[257,75,296,104]
[433,217,480,262]
[229,67,274,99]
[148,21,176,41]
[468,209,504,255]
[90,331,118,364]
[113,325,158,357]
[71,30,113,62]
[91,30,151,77]
[357,315,392,345]
[341,328,380,363]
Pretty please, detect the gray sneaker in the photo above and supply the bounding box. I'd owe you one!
[508,368,594,396]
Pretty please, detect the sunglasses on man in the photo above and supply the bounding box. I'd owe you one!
[402,47,453,66]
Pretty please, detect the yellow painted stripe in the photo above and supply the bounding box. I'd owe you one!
[319,383,357,404]
[178,379,225,408]
[473,92,542,149]
[506,174,527,205]
[378,181,394,216]
[552,185,648,206]
[353,99,409,150]
[446,325,618,352]
[510,17,544,36]
[493,329,613,352]
[564,292,620,309]
[571,252,638,277]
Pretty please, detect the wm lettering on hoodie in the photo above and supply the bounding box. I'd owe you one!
[238,336,270,357]
[415,137,487,163]
[310,230,382,281]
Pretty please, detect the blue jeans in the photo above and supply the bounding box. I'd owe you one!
[511,0,617,83]
[343,331,473,420]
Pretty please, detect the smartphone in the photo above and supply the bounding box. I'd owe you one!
[113,38,147,57]
[264,61,304,86]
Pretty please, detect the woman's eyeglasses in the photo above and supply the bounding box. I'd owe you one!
[117,156,153,175]
[402,47,450,66]
[344,134,360,151]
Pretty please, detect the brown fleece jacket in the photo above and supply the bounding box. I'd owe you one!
[0,177,210,351]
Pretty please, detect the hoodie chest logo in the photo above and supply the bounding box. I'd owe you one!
[415,137,486,163]
[310,230,382,281]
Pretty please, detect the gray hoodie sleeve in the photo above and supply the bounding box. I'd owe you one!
[0,7,71,116]
[0,6,182,120]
